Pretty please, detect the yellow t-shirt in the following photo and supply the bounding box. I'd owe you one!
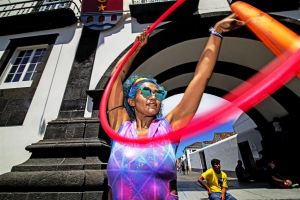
[201,168,228,192]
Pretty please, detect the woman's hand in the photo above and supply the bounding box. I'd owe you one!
[214,13,245,33]
[135,29,149,51]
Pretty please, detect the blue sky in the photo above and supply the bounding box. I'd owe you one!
[162,93,243,158]
[175,120,235,158]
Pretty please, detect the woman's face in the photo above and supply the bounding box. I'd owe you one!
[129,82,162,117]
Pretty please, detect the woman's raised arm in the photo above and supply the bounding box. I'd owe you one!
[166,14,244,131]
[107,30,149,130]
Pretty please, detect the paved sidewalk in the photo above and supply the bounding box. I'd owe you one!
[177,171,300,200]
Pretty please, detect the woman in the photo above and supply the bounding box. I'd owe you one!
[107,14,244,200]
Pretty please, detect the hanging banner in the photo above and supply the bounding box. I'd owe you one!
[81,0,123,31]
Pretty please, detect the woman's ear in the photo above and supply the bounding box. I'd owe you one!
[128,98,135,107]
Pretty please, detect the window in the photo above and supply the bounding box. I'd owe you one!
[39,0,68,12]
[111,14,117,21]
[98,15,105,22]
[0,45,47,89]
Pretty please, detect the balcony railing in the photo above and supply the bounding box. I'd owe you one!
[130,0,175,5]
[0,0,81,19]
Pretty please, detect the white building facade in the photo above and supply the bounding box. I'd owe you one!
[0,0,300,198]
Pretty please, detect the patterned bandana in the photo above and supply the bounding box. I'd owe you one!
[128,78,157,99]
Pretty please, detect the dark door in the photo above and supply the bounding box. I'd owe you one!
[238,141,256,174]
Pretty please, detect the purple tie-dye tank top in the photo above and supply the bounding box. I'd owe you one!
[107,118,178,200]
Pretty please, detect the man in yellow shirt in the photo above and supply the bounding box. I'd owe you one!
[198,159,236,200]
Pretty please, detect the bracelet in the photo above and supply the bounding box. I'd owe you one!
[209,27,223,39]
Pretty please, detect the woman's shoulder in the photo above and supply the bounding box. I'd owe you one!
[156,117,171,128]
[118,120,132,129]
[154,117,173,133]
[117,120,134,136]
[122,120,133,126]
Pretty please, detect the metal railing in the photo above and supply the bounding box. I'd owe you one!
[0,0,81,18]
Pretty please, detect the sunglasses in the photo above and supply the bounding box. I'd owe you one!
[139,86,167,101]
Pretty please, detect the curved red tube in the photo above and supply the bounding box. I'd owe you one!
[99,1,300,145]
[231,1,300,78]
